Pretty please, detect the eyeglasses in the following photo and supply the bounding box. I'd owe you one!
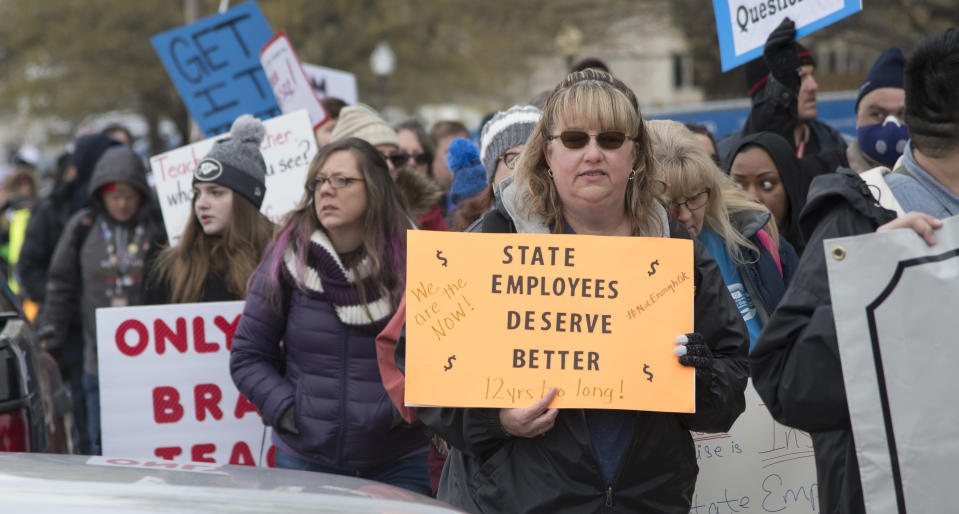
[501,151,521,170]
[669,188,711,216]
[386,152,429,168]
[308,175,365,191]
[547,131,631,150]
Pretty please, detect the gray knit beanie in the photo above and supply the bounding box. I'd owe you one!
[479,105,541,182]
[194,114,267,208]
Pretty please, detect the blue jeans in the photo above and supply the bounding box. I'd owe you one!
[82,373,100,455]
[275,447,431,496]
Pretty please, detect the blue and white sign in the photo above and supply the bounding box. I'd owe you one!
[713,0,862,72]
[151,1,280,136]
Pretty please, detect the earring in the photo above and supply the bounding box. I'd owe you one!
[627,169,637,181]
[547,168,554,178]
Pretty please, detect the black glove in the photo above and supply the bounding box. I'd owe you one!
[763,17,800,94]
[277,404,300,435]
[675,333,713,382]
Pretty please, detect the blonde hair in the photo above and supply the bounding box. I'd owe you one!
[648,120,779,263]
[512,69,666,236]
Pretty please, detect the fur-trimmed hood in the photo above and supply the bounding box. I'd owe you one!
[394,166,443,218]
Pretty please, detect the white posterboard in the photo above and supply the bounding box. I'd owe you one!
[260,31,328,129]
[302,63,358,106]
[826,214,959,513]
[690,378,819,512]
[149,109,317,244]
[712,0,862,71]
[96,302,275,467]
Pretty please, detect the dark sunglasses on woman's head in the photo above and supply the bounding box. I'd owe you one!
[547,131,631,150]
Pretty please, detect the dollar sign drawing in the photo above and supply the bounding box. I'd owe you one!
[643,363,653,382]
[444,355,456,371]
[647,259,660,276]
[436,250,448,267]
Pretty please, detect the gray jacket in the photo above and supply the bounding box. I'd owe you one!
[43,147,165,376]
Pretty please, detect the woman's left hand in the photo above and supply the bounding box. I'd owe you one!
[675,333,713,381]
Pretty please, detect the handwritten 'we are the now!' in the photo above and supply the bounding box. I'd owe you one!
[409,278,473,343]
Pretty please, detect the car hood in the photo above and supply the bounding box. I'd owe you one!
[0,453,460,513]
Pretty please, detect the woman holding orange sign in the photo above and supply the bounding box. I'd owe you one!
[396,70,750,512]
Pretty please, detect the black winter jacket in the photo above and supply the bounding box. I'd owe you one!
[750,168,897,514]
[418,201,749,513]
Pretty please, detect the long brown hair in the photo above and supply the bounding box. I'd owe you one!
[259,137,413,317]
[512,69,666,236]
[152,193,273,303]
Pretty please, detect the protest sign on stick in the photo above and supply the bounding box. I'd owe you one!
[301,64,359,106]
[260,31,329,129]
[149,109,317,244]
[712,0,862,71]
[97,302,275,467]
[151,1,279,136]
[827,214,959,513]
[404,231,694,411]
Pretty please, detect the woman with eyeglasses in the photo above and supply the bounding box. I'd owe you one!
[230,137,431,494]
[407,70,748,512]
[650,120,798,352]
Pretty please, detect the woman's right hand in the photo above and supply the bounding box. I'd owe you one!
[498,388,559,438]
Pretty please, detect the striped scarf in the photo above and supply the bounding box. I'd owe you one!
[281,230,393,332]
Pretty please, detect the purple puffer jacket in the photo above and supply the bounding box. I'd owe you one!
[230,266,428,471]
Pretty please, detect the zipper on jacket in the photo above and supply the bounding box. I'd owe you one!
[605,486,613,509]
[335,328,349,465]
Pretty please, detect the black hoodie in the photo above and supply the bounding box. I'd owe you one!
[750,168,897,514]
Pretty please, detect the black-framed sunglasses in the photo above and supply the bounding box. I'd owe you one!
[386,152,429,167]
[669,188,711,216]
[547,131,631,150]
[308,175,365,191]
[501,151,521,170]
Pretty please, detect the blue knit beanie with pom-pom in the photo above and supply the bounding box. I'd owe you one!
[447,137,487,206]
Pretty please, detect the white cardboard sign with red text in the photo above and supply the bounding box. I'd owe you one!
[259,31,329,129]
[96,302,275,467]
[149,109,317,244]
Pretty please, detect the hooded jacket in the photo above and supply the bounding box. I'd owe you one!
[410,182,749,513]
[750,167,897,514]
[727,209,799,331]
[43,147,166,376]
[728,131,843,256]
[394,166,449,231]
[18,134,119,303]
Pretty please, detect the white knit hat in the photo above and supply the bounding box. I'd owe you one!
[479,105,541,182]
[330,105,400,148]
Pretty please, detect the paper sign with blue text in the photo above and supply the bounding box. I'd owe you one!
[259,31,328,129]
[713,0,862,71]
[404,231,694,411]
[151,1,279,136]
[149,110,317,245]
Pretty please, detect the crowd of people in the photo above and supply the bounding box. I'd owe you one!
[4,16,957,513]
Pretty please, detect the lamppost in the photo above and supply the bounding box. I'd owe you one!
[369,42,396,112]
[555,25,583,71]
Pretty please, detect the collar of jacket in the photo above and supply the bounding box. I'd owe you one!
[799,167,897,241]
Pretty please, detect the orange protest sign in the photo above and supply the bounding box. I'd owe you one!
[404,230,694,411]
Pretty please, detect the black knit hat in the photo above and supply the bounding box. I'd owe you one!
[194,115,267,208]
[855,48,905,112]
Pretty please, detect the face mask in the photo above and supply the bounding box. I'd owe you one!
[857,115,909,167]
